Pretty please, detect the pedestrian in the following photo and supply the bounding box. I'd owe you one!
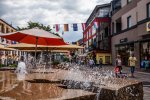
[128,54,137,78]
[16,56,27,74]
[89,58,94,68]
[99,58,103,68]
[141,56,150,70]
[115,55,122,77]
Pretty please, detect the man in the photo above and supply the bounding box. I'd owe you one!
[128,54,137,78]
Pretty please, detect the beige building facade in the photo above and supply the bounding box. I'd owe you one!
[111,0,150,68]
[0,19,24,56]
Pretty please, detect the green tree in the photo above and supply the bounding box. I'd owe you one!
[17,21,60,36]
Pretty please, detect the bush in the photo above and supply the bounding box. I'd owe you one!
[63,57,69,62]
[9,64,17,68]
[0,64,5,68]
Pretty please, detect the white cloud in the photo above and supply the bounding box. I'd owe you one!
[0,0,111,42]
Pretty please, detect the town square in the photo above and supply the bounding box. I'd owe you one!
[0,0,150,100]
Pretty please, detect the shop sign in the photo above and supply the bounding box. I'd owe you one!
[146,21,150,32]
[120,38,128,43]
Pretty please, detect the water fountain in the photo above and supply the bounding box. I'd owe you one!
[0,56,143,100]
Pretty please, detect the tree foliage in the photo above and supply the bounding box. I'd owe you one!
[17,21,60,36]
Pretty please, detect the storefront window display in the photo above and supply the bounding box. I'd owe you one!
[115,43,134,66]
[140,41,150,68]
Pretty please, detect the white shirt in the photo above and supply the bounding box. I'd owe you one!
[16,61,27,74]
[89,59,94,65]
[116,59,122,66]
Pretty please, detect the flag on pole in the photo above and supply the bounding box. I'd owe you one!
[55,24,60,32]
[82,23,86,31]
[64,24,69,31]
[94,22,98,29]
[73,24,78,31]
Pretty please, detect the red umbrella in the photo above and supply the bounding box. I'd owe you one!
[0,28,67,66]
[0,28,66,45]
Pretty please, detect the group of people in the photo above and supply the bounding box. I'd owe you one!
[115,53,145,78]
[0,54,20,66]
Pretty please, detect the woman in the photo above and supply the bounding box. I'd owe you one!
[115,55,122,77]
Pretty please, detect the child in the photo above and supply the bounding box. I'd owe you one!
[115,55,122,77]
[114,66,120,77]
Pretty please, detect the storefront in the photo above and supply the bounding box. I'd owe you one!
[96,53,111,65]
[139,21,150,69]
[115,42,134,66]
[140,38,150,68]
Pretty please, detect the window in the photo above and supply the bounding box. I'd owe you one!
[147,3,150,18]
[127,16,131,28]
[127,0,132,4]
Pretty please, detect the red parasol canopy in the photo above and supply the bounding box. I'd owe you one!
[0,28,67,45]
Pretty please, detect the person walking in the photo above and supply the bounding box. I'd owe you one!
[89,58,94,69]
[128,54,137,78]
[99,58,103,68]
[115,55,122,77]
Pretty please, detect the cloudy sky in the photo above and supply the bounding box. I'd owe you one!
[0,0,111,42]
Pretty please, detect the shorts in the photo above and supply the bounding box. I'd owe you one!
[130,66,135,73]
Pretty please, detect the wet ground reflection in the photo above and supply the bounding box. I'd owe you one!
[0,71,95,100]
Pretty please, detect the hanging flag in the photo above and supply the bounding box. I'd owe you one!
[11,41,16,44]
[55,24,60,32]
[94,22,98,29]
[82,23,86,31]
[73,24,78,31]
[64,24,69,31]
[14,41,17,44]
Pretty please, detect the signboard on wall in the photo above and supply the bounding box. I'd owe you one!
[120,38,128,43]
[146,21,150,32]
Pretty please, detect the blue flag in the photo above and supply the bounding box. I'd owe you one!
[73,24,78,31]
